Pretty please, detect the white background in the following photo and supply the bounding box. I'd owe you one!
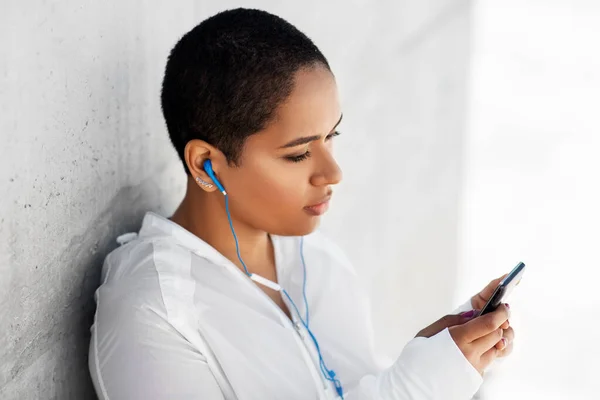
[457,0,600,398]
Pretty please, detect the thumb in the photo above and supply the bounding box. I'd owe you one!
[415,310,477,338]
[479,274,508,300]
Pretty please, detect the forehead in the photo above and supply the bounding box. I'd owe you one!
[252,66,341,146]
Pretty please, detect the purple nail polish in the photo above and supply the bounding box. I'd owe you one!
[460,310,476,318]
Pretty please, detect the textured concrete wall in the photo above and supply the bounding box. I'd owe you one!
[0,1,471,398]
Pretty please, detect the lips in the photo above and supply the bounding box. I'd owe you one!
[304,192,332,216]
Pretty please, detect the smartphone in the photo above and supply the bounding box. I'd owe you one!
[478,262,526,316]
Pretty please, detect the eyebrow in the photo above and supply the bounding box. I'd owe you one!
[278,114,344,149]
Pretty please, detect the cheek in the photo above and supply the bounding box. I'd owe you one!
[232,162,318,234]
[248,165,306,209]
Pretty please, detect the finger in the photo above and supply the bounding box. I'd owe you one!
[460,304,510,342]
[415,313,470,338]
[498,340,514,358]
[489,274,508,287]
[474,274,509,308]
[501,319,510,330]
[471,327,504,356]
[496,326,515,356]
[495,336,507,351]
[459,309,479,321]
[480,343,501,368]
[503,326,514,343]
[480,274,508,297]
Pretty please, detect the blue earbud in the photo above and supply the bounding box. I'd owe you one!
[202,159,227,195]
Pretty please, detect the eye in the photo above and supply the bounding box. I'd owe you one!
[283,131,341,163]
[285,151,312,163]
[326,130,341,141]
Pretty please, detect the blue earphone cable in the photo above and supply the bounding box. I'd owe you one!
[282,289,344,397]
[222,192,344,399]
[299,237,310,327]
[224,194,251,275]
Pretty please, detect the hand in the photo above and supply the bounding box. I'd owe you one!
[471,274,515,358]
[471,274,507,310]
[498,324,514,358]
[415,310,479,338]
[448,304,511,376]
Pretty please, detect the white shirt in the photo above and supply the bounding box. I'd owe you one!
[89,211,483,400]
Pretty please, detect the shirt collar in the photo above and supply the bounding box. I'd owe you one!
[138,211,236,268]
[138,211,288,274]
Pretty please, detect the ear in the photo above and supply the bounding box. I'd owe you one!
[184,139,226,192]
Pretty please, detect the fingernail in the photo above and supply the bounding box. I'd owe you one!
[501,337,507,347]
[505,303,510,309]
[460,310,476,318]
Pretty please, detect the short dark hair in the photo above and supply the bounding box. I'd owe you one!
[160,8,331,174]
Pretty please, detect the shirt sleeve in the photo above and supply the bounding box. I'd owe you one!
[343,328,483,400]
[89,260,225,400]
[325,247,483,400]
[338,293,484,400]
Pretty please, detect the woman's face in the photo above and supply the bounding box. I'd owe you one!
[216,65,343,236]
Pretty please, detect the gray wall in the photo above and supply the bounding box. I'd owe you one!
[0,1,472,398]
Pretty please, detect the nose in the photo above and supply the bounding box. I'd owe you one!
[310,151,343,187]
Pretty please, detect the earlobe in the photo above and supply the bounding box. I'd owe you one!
[195,176,214,189]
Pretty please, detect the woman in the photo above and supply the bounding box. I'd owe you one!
[89,8,513,400]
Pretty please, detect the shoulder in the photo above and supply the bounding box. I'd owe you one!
[97,236,213,323]
[101,236,192,287]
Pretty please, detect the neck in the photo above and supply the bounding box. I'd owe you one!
[170,176,275,277]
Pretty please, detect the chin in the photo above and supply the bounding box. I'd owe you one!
[269,216,321,237]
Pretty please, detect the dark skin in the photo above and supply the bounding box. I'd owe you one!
[170,64,515,375]
[415,275,515,376]
[170,65,343,319]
